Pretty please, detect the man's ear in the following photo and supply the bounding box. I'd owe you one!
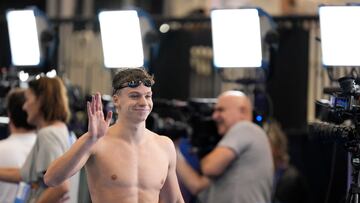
[112,94,121,108]
[113,94,118,103]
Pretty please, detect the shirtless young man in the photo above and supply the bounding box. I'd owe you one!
[44,68,184,203]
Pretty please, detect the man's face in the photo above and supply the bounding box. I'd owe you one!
[113,84,153,123]
[212,95,250,135]
[23,89,42,126]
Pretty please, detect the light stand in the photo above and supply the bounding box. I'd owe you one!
[345,101,360,203]
[345,137,360,203]
[318,6,360,201]
[210,8,277,123]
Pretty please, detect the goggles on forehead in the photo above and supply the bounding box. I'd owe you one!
[113,79,154,94]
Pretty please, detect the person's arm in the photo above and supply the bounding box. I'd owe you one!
[200,146,236,176]
[159,138,185,203]
[0,168,22,183]
[44,93,112,186]
[44,132,95,186]
[175,146,211,195]
[36,180,69,203]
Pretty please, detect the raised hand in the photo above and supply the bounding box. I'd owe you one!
[87,93,113,141]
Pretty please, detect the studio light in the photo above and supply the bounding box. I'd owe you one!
[18,71,29,82]
[211,9,262,68]
[98,10,144,68]
[319,6,360,66]
[6,9,41,66]
[0,117,9,125]
[46,69,57,78]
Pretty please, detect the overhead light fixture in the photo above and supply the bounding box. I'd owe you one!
[6,9,41,66]
[211,9,262,68]
[98,10,144,68]
[319,5,360,66]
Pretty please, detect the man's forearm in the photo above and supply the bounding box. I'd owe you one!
[37,181,69,203]
[176,153,210,195]
[0,168,21,183]
[44,133,94,186]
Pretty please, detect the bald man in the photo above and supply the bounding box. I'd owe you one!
[176,90,274,203]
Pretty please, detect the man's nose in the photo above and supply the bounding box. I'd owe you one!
[212,111,218,120]
[138,96,147,106]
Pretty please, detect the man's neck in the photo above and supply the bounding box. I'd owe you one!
[115,120,147,144]
[10,126,34,135]
[36,119,62,129]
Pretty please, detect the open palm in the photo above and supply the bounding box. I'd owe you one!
[87,93,112,141]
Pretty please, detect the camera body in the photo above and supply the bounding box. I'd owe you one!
[311,77,360,142]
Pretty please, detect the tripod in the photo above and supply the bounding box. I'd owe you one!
[345,141,360,203]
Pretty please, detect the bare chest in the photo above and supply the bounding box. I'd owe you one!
[86,141,169,191]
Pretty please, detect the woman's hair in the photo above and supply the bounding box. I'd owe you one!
[28,76,70,123]
[267,120,289,164]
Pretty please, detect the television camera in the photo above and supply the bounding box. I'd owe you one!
[309,76,360,203]
[310,77,360,141]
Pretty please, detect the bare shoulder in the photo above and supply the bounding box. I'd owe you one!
[147,129,175,151]
[146,130,177,167]
[87,125,117,153]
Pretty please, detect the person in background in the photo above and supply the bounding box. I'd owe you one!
[0,88,36,203]
[267,120,309,203]
[0,76,75,203]
[176,90,274,203]
[44,68,184,203]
